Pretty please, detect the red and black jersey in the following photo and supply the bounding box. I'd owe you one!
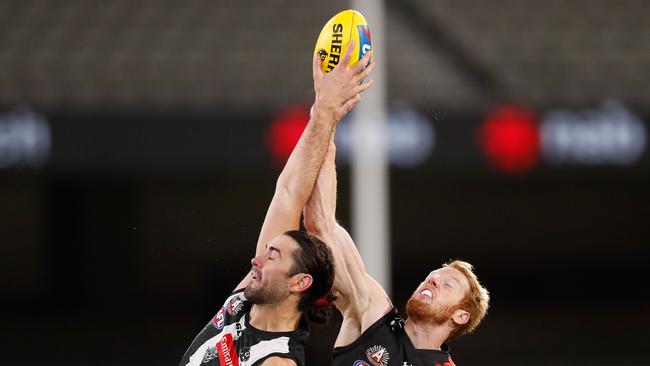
[179,290,308,366]
[332,309,455,366]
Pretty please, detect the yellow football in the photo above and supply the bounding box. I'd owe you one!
[313,10,372,72]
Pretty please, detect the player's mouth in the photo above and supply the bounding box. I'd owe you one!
[251,269,261,281]
[418,288,433,300]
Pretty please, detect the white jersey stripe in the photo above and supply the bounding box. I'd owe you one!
[241,336,291,366]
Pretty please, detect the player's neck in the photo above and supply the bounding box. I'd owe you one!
[249,301,301,332]
[404,319,449,350]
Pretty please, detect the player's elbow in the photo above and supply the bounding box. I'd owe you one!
[275,179,309,207]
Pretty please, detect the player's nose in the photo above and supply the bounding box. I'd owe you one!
[251,255,262,268]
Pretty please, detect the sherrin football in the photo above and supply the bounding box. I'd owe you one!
[314,10,372,72]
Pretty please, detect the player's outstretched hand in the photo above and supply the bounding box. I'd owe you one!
[312,40,375,123]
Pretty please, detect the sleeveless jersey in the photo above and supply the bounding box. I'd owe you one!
[332,309,456,366]
[180,290,308,366]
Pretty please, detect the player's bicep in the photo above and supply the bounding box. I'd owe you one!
[329,226,391,322]
[235,188,302,292]
[256,188,302,256]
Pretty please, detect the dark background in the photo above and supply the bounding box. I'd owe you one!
[1,1,649,365]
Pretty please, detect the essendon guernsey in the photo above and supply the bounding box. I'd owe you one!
[332,309,456,366]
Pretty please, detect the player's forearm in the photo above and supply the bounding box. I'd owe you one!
[276,109,336,205]
[303,140,338,235]
[303,206,336,239]
[332,224,367,274]
[302,183,336,237]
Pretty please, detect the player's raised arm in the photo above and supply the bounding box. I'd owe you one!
[235,43,375,291]
[303,141,392,347]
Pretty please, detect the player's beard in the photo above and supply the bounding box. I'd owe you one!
[406,296,456,326]
[245,276,290,305]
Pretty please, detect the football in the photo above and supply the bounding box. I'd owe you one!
[313,10,372,72]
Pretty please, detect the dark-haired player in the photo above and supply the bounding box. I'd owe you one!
[180,42,375,366]
[304,142,489,366]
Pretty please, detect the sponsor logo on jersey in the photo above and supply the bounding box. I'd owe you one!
[217,333,239,366]
[354,360,371,366]
[357,25,372,58]
[365,345,389,366]
[227,298,244,316]
[212,307,225,329]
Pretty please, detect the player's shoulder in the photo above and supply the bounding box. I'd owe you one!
[222,288,247,305]
[334,307,401,350]
[259,356,298,366]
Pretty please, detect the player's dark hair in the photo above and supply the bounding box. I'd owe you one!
[285,230,336,325]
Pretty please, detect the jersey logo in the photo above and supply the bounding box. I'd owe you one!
[217,333,239,366]
[239,346,251,362]
[227,298,244,316]
[389,317,404,332]
[202,346,218,363]
[365,345,390,366]
[354,361,371,366]
[212,307,226,329]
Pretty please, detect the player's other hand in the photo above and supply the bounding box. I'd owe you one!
[312,40,375,123]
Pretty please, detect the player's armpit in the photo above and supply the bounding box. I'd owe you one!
[260,356,298,366]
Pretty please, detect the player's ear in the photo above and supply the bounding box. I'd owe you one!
[452,309,470,326]
[290,273,313,293]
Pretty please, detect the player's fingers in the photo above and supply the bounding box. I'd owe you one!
[352,50,373,74]
[313,51,324,79]
[340,94,362,116]
[353,60,375,84]
[343,78,371,101]
[353,78,375,95]
[337,39,356,70]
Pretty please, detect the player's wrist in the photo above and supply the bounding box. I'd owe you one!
[311,101,337,124]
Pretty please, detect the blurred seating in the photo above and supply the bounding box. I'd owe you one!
[0,0,647,110]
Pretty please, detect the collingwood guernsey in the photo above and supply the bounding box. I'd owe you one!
[180,290,308,366]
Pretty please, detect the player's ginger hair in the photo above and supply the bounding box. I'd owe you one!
[444,260,490,340]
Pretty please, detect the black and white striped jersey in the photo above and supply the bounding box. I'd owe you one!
[179,290,308,366]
